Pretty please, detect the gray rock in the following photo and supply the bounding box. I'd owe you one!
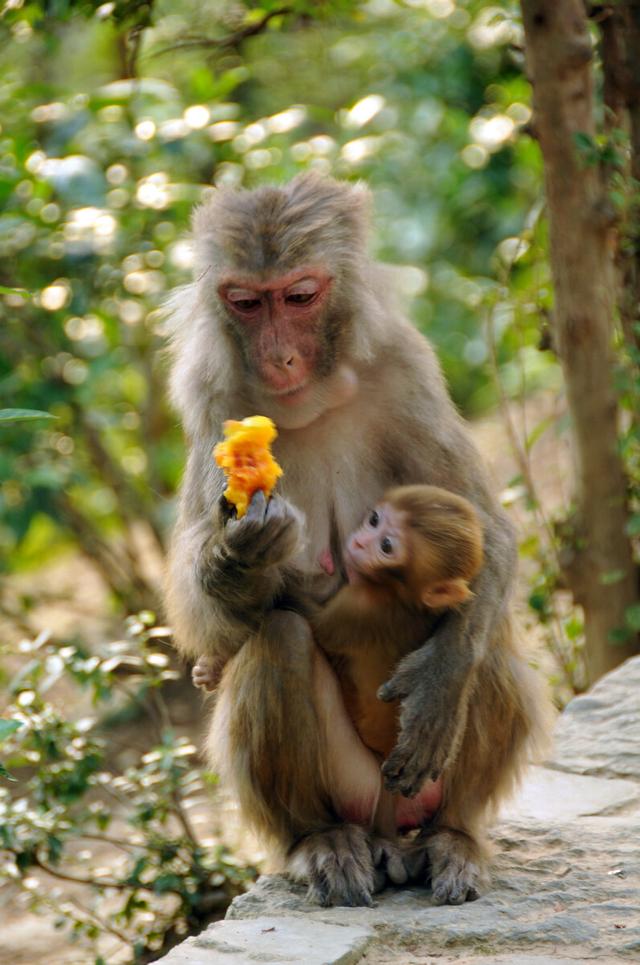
[551,655,640,780]
[501,765,640,823]
[159,655,640,964]
[158,916,373,964]
[226,816,639,960]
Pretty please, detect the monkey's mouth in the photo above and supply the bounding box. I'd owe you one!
[271,382,311,405]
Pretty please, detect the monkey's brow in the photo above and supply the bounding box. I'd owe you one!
[218,267,331,292]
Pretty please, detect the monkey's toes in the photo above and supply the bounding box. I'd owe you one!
[427,830,486,906]
[371,837,409,886]
[432,871,481,905]
[290,825,376,908]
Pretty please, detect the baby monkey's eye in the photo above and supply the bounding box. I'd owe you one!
[369,510,380,527]
[380,536,393,555]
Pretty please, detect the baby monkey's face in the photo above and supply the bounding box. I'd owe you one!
[344,503,407,584]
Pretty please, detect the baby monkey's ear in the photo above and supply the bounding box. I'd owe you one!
[421,578,472,609]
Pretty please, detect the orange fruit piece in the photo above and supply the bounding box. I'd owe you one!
[213,415,283,518]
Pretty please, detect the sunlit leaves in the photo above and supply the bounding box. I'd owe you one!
[0,616,253,959]
[0,409,56,423]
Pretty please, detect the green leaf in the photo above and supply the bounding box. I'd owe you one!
[573,131,599,165]
[0,409,56,424]
[625,514,640,537]
[0,285,30,298]
[0,762,17,781]
[0,719,22,741]
[564,617,583,641]
[525,416,554,452]
[625,604,640,631]
[609,626,633,645]
[153,873,182,894]
[599,569,626,586]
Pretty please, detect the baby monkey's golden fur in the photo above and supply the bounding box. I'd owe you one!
[316,485,484,760]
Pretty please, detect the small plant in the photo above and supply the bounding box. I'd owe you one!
[0,614,254,964]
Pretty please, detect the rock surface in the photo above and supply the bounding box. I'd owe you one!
[159,655,640,965]
[159,916,374,964]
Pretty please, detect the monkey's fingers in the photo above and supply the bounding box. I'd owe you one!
[218,493,236,522]
[370,836,408,886]
[245,489,268,522]
[191,663,221,692]
[377,647,426,702]
[382,739,442,797]
[377,672,411,703]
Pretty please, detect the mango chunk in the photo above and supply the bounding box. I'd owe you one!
[213,415,283,518]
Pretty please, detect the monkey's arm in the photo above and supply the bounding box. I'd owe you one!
[379,424,518,797]
[167,448,303,662]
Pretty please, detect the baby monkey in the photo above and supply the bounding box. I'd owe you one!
[191,485,484,839]
[192,484,483,759]
[315,485,484,761]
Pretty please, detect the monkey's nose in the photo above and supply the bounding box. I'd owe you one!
[263,350,307,392]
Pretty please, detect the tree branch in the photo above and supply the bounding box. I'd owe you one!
[153,7,292,56]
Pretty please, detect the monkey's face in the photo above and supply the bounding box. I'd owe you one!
[218,266,350,426]
[344,503,408,585]
[219,268,331,395]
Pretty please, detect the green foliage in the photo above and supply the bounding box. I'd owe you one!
[0,0,550,595]
[0,409,56,423]
[0,617,254,962]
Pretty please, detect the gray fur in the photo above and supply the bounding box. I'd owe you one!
[165,174,553,906]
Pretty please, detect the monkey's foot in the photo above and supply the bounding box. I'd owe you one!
[371,835,409,891]
[288,824,376,907]
[424,828,488,905]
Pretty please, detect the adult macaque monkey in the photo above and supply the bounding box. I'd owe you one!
[166,174,551,907]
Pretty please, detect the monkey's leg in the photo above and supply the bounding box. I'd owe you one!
[410,644,546,905]
[293,647,408,904]
[209,611,393,906]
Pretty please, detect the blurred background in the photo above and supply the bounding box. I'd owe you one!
[0,1,637,963]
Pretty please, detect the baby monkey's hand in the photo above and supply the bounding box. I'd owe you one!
[192,655,225,692]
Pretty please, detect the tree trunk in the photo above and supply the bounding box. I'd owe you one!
[520,0,639,681]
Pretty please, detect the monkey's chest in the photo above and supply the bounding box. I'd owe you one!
[342,655,399,760]
[279,435,390,601]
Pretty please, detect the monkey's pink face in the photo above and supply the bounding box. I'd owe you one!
[218,268,333,403]
[345,503,408,584]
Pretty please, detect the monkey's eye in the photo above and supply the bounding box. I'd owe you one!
[285,291,315,305]
[380,536,393,555]
[368,510,380,527]
[284,278,320,307]
[226,289,262,313]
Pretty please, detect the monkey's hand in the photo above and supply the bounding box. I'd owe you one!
[377,637,473,798]
[222,490,304,569]
[192,655,225,692]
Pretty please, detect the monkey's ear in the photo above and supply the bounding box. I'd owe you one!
[421,578,472,609]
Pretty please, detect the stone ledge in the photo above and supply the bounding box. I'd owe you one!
[158,916,374,964]
[158,655,640,965]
